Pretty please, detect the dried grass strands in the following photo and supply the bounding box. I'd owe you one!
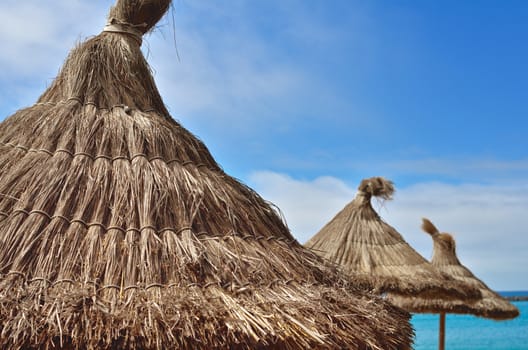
[388,218,519,319]
[388,219,519,350]
[0,279,412,349]
[0,1,413,348]
[0,110,415,350]
[305,177,480,299]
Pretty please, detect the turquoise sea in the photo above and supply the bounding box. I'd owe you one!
[412,292,528,350]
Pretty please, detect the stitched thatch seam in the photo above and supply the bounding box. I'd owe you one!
[0,209,295,244]
[309,240,411,248]
[32,97,159,113]
[2,271,308,291]
[0,142,212,169]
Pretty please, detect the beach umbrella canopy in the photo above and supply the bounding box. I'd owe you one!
[388,218,519,350]
[0,1,414,349]
[389,218,519,319]
[305,177,479,299]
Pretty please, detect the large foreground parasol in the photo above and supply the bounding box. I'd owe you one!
[0,1,414,349]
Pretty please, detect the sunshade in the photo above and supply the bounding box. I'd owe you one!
[0,2,414,349]
[389,218,519,350]
[305,177,479,300]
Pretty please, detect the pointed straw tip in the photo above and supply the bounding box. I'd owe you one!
[422,218,457,251]
[421,217,439,236]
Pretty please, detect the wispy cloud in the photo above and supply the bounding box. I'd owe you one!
[146,6,310,130]
[149,32,306,127]
[0,1,110,112]
[249,170,528,290]
[249,171,355,237]
[144,0,379,133]
[0,1,108,76]
[0,1,311,122]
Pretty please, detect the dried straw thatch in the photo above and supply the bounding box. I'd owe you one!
[305,177,479,299]
[0,1,414,349]
[388,218,519,319]
[388,218,519,350]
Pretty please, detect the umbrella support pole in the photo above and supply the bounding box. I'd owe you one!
[439,312,446,350]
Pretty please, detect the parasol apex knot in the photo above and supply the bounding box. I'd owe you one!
[358,176,395,200]
[103,17,146,45]
[107,0,172,36]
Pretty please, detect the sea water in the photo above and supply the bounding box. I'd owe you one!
[411,293,528,350]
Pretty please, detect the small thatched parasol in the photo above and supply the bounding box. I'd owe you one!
[389,218,519,350]
[0,1,414,349]
[305,177,480,300]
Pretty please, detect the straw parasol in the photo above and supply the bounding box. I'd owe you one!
[389,218,519,350]
[305,177,480,299]
[0,1,414,349]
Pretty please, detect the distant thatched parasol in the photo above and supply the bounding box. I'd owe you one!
[389,218,519,350]
[305,177,479,300]
[0,1,414,349]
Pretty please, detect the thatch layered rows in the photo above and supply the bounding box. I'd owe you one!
[0,273,411,349]
[388,219,519,320]
[0,1,414,349]
[305,177,480,300]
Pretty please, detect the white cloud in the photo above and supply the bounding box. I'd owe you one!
[0,0,373,131]
[383,182,528,290]
[0,1,319,125]
[0,1,109,76]
[149,33,305,125]
[0,1,112,113]
[249,171,355,237]
[142,0,373,132]
[146,18,308,130]
[249,170,528,291]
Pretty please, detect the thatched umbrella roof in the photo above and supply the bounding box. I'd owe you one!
[388,219,519,350]
[389,218,519,319]
[0,1,414,349]
[305,177,479,299]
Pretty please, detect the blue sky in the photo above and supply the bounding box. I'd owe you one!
[1,0,527,290]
